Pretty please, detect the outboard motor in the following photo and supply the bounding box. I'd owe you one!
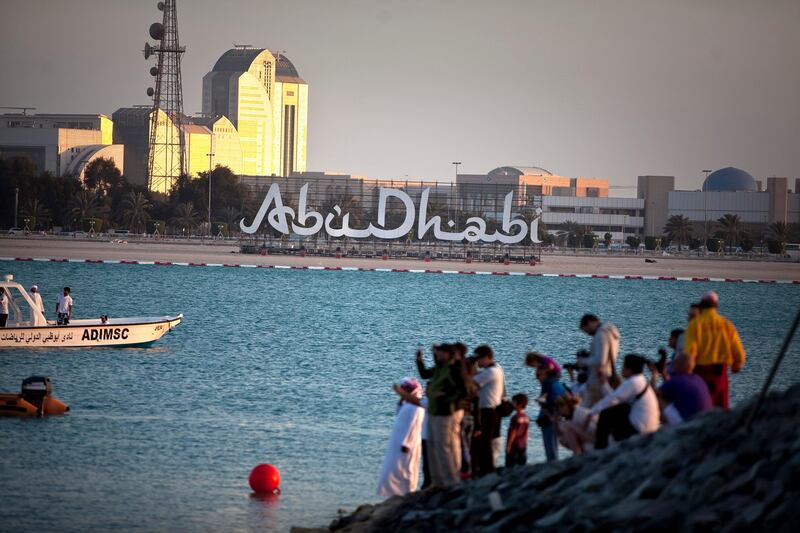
[21,376,52,416]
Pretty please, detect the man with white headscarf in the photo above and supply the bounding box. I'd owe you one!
[30,285,45,317]
[377,377,425,497]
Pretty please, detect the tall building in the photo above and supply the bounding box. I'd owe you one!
[202,48,307,177]
[638,175,675,236]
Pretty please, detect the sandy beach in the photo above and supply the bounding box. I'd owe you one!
[1,237,798,281]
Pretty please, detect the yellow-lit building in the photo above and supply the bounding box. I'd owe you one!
[202,48,308,177]
[190,115,243,175]
[183,124,212,177]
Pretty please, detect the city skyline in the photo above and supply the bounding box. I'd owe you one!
[1,0,798,193]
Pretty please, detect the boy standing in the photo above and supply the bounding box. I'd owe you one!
[505,393,529,468]
[56,287,73,325]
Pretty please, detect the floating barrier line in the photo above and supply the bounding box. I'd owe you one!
[0,257,797,284]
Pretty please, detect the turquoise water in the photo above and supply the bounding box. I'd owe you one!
[0,262,798,532]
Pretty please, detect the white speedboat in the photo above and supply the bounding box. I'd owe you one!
[0,275,182,348]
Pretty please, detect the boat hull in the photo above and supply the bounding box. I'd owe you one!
[0,316,182,348]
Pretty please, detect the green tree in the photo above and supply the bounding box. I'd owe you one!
[603,232,613,248]
[221,205,242,234]
[767,221,790,243]
[20,199,51,230]
[717,214,743,250]
[84,157,124,195]
[170,202,199,234]
[626,235,641,249]
[122,191,152,234]
[560,220,585,248]
[663,214,693,251]
[69,190,105,226]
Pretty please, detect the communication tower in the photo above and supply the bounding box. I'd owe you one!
[144,0,186,193]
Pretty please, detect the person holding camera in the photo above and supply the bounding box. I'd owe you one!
[590,354,660,449]
[534,356,567,461]
[416,344,467,487]
[579,314,621,406]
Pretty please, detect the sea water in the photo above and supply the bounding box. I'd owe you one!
[0,262,798,532]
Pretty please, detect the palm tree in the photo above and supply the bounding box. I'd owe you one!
[221,206,242,234]
[122,191,152,234]
[767,221,790,242]
[20,199,51,230]
[69,190,102,226]
[663,214,693,251]
[559,220,584,248]
[170,202,199,234]
[717,213,742,250]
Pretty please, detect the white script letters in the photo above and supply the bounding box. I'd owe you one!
[240,183,542,244]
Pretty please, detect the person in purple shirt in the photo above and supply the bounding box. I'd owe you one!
[658,352,713,424]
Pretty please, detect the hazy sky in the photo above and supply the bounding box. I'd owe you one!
[1,0,798,193]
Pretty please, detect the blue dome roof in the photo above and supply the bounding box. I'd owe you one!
[702,167,757,192]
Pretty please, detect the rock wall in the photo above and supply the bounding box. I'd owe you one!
[314,384,800,532]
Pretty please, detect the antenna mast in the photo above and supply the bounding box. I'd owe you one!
[144,0,186,193]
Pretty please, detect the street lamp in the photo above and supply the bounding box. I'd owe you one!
[702,170,712,248]
[451,162,461,229]
[14,187,19,228]
[206,151,215,236]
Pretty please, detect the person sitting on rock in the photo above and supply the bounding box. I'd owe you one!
[555,393,597,455]
[657,352,713,425]
[589,354,660,449]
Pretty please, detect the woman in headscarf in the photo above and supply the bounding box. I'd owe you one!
[526,352,567,461]
[377,377,426,497]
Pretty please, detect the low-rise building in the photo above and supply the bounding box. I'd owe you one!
[0,113,122,178]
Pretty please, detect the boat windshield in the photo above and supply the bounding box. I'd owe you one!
[2,286,35,327]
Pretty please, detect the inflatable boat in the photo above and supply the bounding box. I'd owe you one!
[0,376,69,417]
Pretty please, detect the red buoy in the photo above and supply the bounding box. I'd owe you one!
[249,464,281,494]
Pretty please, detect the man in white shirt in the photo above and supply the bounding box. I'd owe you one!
[0,288,9,327]
[30,285,45,317]
[472,345,504,477]
[55,287,73,325]
[590,354,660,449]
[580,314,621,406]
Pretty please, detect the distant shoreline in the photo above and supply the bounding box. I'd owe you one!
[1,237,798,282]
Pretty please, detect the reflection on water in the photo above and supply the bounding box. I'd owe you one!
[0,262,798,532]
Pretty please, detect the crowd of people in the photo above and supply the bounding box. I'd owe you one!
[376,289,746,497]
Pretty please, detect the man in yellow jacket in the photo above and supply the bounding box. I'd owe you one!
[682,291,746,409]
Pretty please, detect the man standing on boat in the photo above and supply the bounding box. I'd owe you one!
[0,288,9,327]
[56,287,73,325]
[30,285,45,317]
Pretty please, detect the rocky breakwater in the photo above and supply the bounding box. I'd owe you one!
[316,384,800,532]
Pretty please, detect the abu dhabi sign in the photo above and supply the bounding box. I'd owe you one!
[240,183,542,244]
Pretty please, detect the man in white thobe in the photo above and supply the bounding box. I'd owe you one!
[30,285,45,317]
[377,378,425,497]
